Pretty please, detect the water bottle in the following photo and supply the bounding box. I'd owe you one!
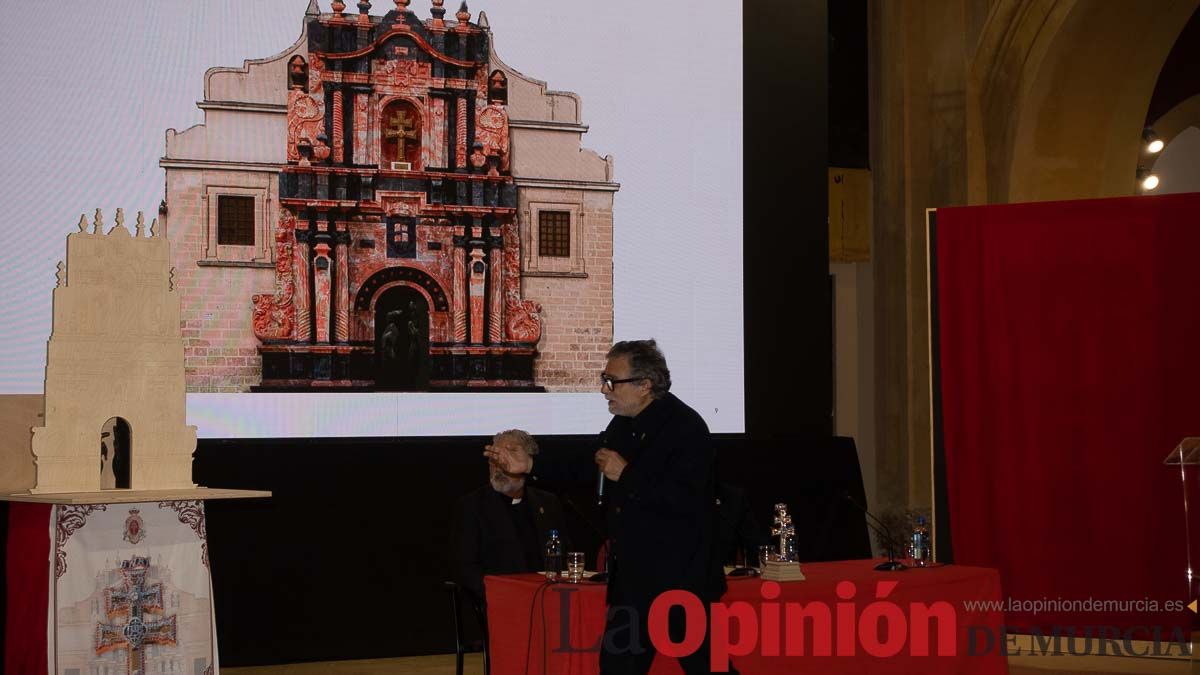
[909,516,931,567]
[543,529,563,581]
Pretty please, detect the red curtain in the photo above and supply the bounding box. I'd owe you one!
[935,193,1200,634]
[6,503,51,675]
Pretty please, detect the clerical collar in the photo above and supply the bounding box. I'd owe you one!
[490,486,525,503]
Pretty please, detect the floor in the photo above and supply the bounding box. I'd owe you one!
[223,653,482,675]
[223,652,1197,675]
[1008,655,1195,675]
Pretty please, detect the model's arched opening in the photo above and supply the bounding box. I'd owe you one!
[100,417,131,489]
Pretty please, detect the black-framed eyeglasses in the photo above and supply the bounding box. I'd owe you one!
[600,373,643,390]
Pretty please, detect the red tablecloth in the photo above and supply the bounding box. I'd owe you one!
[486,559,1008,674]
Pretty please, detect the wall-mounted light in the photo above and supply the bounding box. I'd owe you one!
[1143,128,1165,154]
[1137,166,1160,192]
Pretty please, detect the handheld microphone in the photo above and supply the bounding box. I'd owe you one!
[596,430,608,506]
[841,492,908,571]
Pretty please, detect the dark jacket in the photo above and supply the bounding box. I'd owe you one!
[531,392,725,607]
[713,482,768,565]
[453,483,568,603]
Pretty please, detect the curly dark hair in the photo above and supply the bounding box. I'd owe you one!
[607,339,671,398]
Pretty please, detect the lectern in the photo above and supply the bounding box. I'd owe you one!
[1163,437,1200,633]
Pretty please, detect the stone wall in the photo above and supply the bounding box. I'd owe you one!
[519,188,614,391]
[165,167,276,392]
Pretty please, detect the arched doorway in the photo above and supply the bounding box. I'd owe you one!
[374,286,430,390]
[100,417,131,489]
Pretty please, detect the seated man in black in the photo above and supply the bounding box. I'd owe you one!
[454,428,569,606]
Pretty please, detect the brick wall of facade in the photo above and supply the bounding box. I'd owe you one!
[166,167,277,392]
[521,189,614,391]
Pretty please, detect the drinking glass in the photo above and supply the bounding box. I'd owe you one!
[566,551,586,582]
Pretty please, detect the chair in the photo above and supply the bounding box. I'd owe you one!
[443,580,490,675]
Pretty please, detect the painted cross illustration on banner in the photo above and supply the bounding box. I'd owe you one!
[96,556,178,674]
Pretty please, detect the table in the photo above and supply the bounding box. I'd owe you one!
[486,559,1008,674]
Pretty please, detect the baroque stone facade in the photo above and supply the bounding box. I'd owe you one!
[161,2,616,391]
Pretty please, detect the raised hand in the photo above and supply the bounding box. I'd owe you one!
[594,448,627,482]
[483,442,532,475]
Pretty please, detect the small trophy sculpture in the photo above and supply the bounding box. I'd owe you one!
[762,503,805,581]
[772,503,797,561]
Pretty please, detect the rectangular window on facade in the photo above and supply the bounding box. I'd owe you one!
[538,210,571,257]
[217,195,255,246]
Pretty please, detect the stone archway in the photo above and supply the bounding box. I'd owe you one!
[1146,94,1200,170]
[868,0,1200,517]
[969,0,1199,203]
[355,266,450,315]
[355,267,450,388]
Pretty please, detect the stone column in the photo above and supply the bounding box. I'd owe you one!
[295,229,311,343]
[367,93,381,167]
[468,247,486,344]
[455,95,467,169]
[353,91,369,165]
[335,227,350,343]
[502,221,521,342]
[869,0,972,512]
[313,242,332,343]
[332,89,345,164]
[488,230,503,344]
[430,97,447,167]
[453,243,467,343]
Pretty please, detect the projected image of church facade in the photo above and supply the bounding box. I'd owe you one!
[161,2,617,392]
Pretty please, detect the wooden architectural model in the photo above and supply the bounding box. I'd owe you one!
[27,210,197,493]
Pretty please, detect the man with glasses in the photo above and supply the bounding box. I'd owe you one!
[485,339,730,674]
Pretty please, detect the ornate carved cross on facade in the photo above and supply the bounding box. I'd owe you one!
[96,556,178,674]
[384,110,419,165]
